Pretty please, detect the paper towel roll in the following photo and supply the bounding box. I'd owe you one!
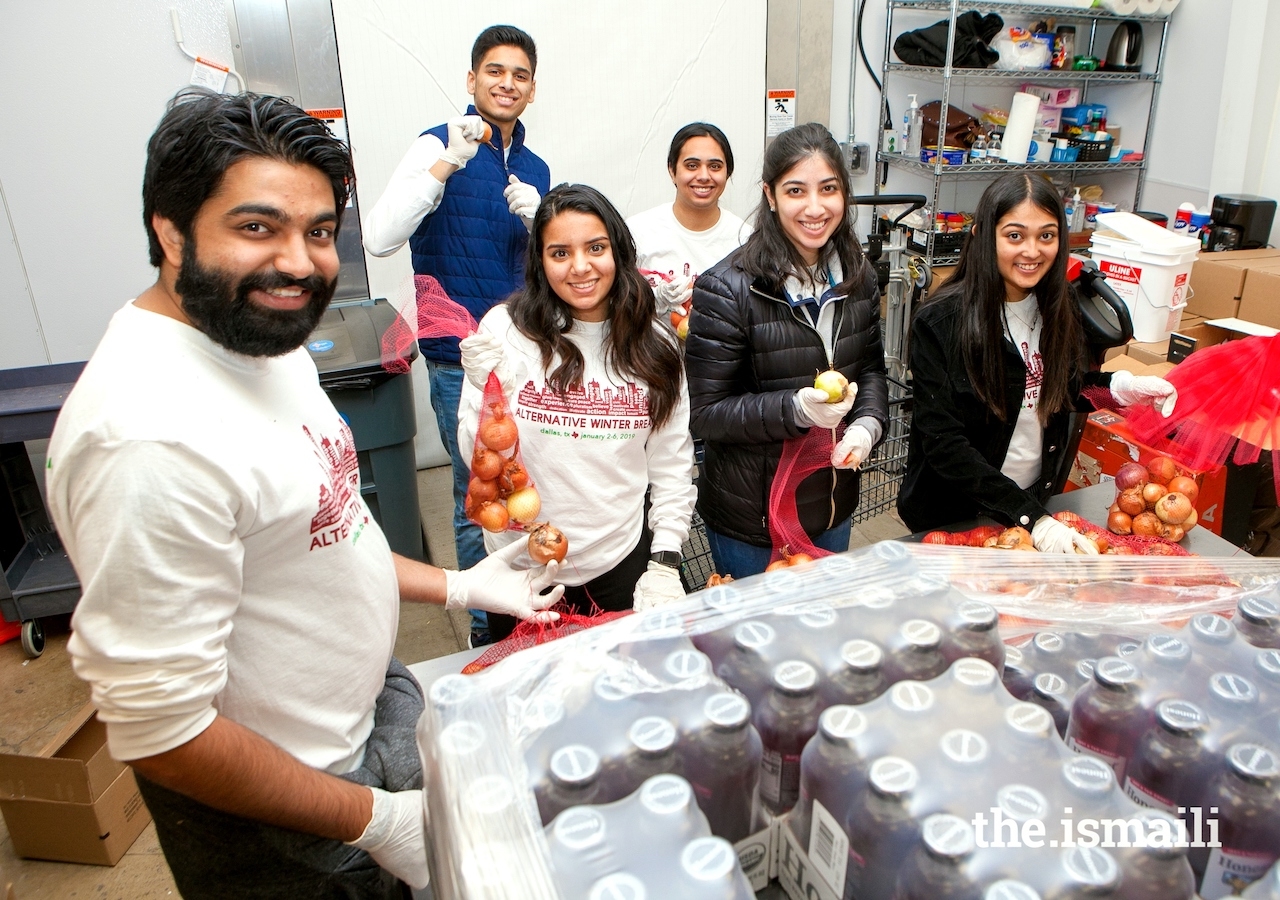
[1136,0,1161,13]
[1002,92,1041,165]
[1100,0,1139,13]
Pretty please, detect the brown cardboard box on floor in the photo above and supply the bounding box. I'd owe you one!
[1237,264,1280,330]
[0,704,150,866]
[1125,339,1169,365]
[1187,248,1280,319]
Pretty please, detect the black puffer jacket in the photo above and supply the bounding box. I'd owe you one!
[685,250,889,545]
[897,291,1113,532]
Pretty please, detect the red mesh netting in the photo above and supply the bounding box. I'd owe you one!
[379,275,479,374]
[921,511,1191,556]
[767,426,842,565]
[1122,334,1280,502]
[465,373,538,535]
[461,604,632,674]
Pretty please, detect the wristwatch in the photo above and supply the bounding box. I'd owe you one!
[650,550,682,570]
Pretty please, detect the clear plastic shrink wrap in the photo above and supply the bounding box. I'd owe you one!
[416,543,1280,900]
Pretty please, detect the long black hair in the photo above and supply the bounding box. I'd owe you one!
[511,183,684,430]
[933,172,1085,423]
[736,122,868,294]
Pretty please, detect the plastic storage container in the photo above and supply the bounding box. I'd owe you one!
[1090,212,1200,343]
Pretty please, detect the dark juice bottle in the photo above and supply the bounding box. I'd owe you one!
[1204,672,1261,748]
[844,755,919,900]
[684,691,762,843]
[1047,846,1121,898]
[1185,613,1238,659]
[1031,672,1072,737]
[617,715,680,798]
[893,813,981,900]
[539,744,602,824]
[1255,649,1280,692]
[1192,743,1280,899]
[822,639,886,707]
[1065,657,1149,782]
[715,620,776,708]
[1233,594,1280,649]
[997,701,1062,781]
[1059,754,1118,816]
[1117,809,1197,900]
[946,600,1006,670]
[891,618,948,683]
[1001,645,1036,701]
[791,705,869,853]
[754,660,821,816]
[1124,699,1210,816]
[1138,634,1193,678]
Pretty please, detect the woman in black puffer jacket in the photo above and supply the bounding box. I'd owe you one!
[685,123,889,578]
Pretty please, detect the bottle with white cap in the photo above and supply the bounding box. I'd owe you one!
[996,702,1063,781]
[945,601,1005,670]
[893,813,980,900]
[889,618,948,682]
[1233,593,1280,649]
[1123,699,1210,816]
[754,659,821,815]
[674,835,753,899]
[1185,613,1237,654]
[1203,671,1260,747]
[685,692,762,843]
[1064,656,1148,782]
[791,705,870,854]
[822,639,887,706]
[1049,845,1122,898]
[617,716,681,797]
[1001,645,1036,701]
[1191,743,1280,898]
[845,756,921,900]
[1030,672,1072,737]
[539,743,603,824]
[715,620,777,708]
[1115,809,1198,900]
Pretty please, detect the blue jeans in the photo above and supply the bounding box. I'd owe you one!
[705,519,852,580]
[425,360,488,631]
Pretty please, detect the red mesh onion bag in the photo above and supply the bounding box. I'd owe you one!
[767,426,842,565]
[1091,335,1280,503]
[379,275,479,374]
[466,373,539,534]
[461,603,632,674]
[921,514,1190,556]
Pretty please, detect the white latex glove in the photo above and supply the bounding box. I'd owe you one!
[444,537,565,620]
[653,275,694,315]
[832,424,874,470]
[437,116,488,170]
[348,788,429,889]
[459,332,514,395]
[504,174,541,228]
[1109,369,1178,417]
[793,384,858,430]
[1032,515,1100,555]
[632,561,686,611]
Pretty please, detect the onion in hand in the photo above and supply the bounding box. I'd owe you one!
[527,523,568,564]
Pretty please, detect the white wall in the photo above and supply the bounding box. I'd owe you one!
[332,0,768,309]
[0,1,236,367]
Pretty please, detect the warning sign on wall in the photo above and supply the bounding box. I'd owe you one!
[767,90,796,137]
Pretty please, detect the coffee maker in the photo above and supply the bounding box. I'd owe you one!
[1202,193,1276,252]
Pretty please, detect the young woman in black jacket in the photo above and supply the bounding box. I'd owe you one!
[684,123,889,577]
[897,173,1177,551]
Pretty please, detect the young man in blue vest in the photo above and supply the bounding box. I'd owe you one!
[365,25,550,647]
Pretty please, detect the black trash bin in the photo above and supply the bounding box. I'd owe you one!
[305,298,425,562]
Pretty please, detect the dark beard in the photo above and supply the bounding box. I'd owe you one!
[175,240,335,358]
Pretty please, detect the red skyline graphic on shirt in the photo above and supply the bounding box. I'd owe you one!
[1021,341,1044,408]
[516,378,649,416]
[305,423,361,547]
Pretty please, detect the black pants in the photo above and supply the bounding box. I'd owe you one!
[137,659,423,900]
[487,525,652,642]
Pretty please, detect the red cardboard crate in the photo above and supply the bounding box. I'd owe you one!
[1066,409,1228,536]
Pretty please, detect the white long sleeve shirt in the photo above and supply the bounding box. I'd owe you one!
[47,302,399,770]
[458,306,696,585]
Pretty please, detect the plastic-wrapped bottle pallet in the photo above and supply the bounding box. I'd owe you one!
[415,543,1280,900]
[777,657,1197,900]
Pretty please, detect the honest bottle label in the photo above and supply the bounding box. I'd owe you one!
[761,749,782,803]
[1123,776,1176,813]
[1199,847,1277,899]
[808,800,850,896]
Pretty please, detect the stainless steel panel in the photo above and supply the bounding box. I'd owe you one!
[286,0,344,109]
[228,0,300,101]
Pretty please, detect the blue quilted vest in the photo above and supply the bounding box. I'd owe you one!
[409,106,550,364]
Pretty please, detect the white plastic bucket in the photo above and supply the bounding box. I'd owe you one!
[1089,212,1200,343]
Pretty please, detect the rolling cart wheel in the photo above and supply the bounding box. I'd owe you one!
[21,619,45,658]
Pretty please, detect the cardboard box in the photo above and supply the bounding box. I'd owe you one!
[1125,339,1169,366]
[1022,84,1080,107]
[1187,248,1280,319]
[777,818,840,900]
[1066,410,1228,536]
[0,705,150,865]
[735,818,778,891]
[1237,263,1280,329]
